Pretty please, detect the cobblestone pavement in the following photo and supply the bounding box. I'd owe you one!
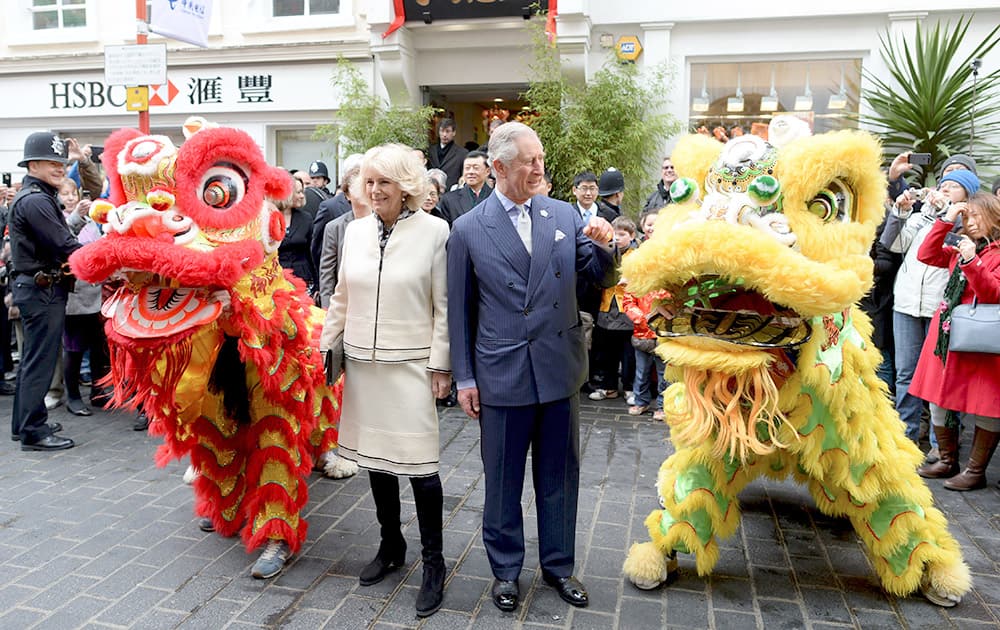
[1,393,998,629]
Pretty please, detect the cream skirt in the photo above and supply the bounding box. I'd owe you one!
[337,358,440,476]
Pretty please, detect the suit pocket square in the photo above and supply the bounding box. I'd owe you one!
[555,229,566,242]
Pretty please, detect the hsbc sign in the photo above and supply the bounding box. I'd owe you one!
[3,62,348,120]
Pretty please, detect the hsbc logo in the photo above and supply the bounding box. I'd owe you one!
[149,80,179,106]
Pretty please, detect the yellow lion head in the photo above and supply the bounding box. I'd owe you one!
[623,116,887,461]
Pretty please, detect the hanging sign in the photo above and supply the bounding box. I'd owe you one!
[150,0,215,48]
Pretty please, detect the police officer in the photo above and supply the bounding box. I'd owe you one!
[597,167,625,220]
[301,160,334,220]
[9,131,81,451]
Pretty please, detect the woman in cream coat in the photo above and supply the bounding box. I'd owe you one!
[320,143,450,618]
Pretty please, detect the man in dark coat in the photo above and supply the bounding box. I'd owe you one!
[302,160,334,219]
[447,122,618,613]
[439,151,492,226]
[8,131,80,450]
[642,157,677,212]
[427,118,467,190]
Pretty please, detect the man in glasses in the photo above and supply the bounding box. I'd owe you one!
[643,157,677,212]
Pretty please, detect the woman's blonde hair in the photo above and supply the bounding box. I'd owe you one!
[360,143,429,212]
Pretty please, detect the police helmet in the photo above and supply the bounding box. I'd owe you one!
[18,131,70,168]
[598,167,625,196]
[308,161,330,180]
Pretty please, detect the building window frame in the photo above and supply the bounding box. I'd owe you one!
[242,0,353,33]
[687,57,863,137]
[7,0,97,46]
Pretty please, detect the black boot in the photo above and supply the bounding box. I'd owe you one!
[411,474,445,617]
[359,471,406,586]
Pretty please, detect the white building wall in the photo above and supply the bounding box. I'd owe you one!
[2,1,999,181]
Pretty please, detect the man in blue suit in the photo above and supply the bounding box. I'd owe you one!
[447,122,618,612]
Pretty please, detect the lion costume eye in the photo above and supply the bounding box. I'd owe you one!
[807,178,853,223]
[200,163,248,210]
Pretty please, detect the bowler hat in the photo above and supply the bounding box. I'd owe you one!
[18,131,69,168]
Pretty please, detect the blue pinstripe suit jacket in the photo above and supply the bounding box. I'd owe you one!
[447,192,617,407]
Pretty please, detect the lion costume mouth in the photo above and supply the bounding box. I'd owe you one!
[102,278,224,339]
[648,276,811,348]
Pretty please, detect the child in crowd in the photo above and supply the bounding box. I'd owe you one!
[624,210,668,420]
[57,178,109,416]
[589,216,638,401]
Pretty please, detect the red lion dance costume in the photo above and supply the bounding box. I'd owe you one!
[69,119,341,577]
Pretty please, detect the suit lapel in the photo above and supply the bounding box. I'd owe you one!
[526,195,555,298]
[480,194,530,281]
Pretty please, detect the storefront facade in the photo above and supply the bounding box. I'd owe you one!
[2,1,998,184]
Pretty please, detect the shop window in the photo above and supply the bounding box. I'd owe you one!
[275,129,336,180]
[689,59,861,139]
[273,0,340,17]
[30,0,86,29]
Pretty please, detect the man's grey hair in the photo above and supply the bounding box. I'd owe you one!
[488,122,538,168]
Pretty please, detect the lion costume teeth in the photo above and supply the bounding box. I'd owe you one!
[621,116,970,606]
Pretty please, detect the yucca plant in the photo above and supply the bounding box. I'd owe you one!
[861,16,1000,185]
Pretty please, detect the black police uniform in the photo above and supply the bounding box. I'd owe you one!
[9,175,81,445]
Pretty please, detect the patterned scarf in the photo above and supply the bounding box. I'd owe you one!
[934,237,989,365]
[376,208,415,251]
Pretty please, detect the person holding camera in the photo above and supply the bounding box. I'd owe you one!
[910,192,1000,490]
[882,164,979,456]
[8,131,82,451]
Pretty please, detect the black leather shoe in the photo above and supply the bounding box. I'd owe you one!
[198,517,215,532]
[133,412,150,431]
[21,434,75,451]
[11,422,63,442]
[67,399,93,416]
[359,543,406,586]
[491,579,519,612]
[543,574,589,607]
[0,381,15,395]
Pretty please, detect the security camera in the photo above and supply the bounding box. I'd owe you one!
[970,58,982,72]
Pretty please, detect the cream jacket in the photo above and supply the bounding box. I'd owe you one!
[320,211,450,371]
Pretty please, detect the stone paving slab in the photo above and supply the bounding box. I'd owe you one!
[0,393,998,629]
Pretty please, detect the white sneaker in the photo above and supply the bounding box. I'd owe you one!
[625,392,636,406]
[44,394,64,410]
[588,389,618,401]
[252,540,291,579]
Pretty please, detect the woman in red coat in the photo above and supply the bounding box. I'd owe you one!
[911,191,1000,490]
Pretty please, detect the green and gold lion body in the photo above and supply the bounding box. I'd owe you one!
[620,117,970,606]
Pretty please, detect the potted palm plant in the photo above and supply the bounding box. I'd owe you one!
[861,16,1000,185]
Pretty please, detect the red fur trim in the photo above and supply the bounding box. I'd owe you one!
[243,517,308,555]
[174,128,292,230]
[70,237,263,286]
[240,478,310,553]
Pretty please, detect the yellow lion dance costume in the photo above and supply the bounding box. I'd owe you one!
[621,117,970,606]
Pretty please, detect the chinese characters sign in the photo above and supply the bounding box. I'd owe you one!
[403,0,548,21]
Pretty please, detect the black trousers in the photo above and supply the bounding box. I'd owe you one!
[10,280,67,442]
[479,396,579,581]
[590,327,634,391]
[63,313,109,402]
